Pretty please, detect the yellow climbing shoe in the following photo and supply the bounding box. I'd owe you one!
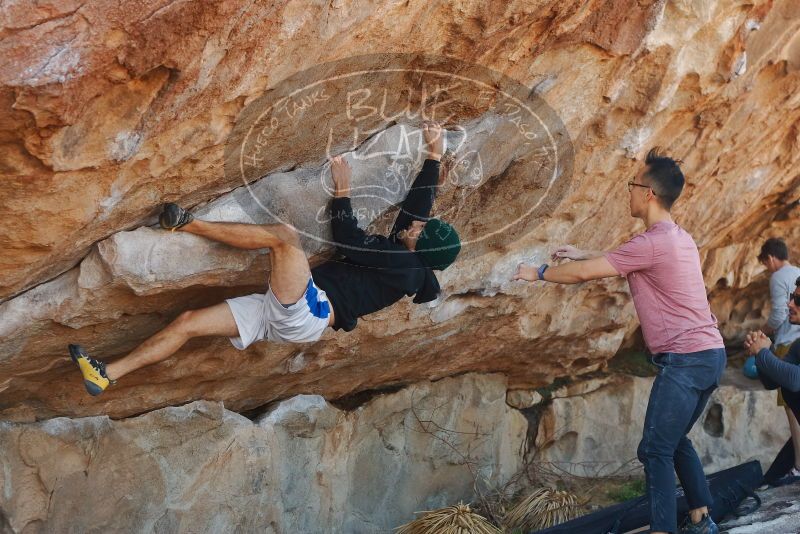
[69,344,114,396]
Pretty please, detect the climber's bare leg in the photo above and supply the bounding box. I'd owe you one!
[180,219,296,251]
[105,223,320,381]
[179,219,311,305]
[104,301,238,380]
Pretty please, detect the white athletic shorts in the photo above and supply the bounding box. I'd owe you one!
[225,278,331,348]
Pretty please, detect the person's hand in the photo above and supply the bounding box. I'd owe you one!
[744,330,771,356]
[330,156,351,198]
[743,330,758,352]
[422,121,444,161]
[512,263,538,282]
[552,245,585,261]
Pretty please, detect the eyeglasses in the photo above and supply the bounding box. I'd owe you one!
[790,292,800,306]
[627,181,656,194]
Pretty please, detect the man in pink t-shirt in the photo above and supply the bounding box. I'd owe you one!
[514,148,725,534]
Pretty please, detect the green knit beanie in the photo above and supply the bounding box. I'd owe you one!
[415,218,461,270]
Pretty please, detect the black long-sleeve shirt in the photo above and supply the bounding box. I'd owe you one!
[311,159,442,331]
[756,341,800,392]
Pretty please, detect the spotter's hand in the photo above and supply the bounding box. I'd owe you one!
[552,245,585,261]
[512,263,538,282]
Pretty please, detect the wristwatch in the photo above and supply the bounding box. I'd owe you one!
[537,263,549,281]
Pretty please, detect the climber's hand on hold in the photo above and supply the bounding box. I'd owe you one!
[422,121,444,161]
[330,156,351,198]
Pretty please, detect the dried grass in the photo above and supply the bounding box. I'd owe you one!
[395,503,503,534]
[502,487,581,531]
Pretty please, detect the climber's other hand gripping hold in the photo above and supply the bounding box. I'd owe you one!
[331,156,351,198]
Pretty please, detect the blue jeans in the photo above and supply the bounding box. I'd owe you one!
[637,347,727,533]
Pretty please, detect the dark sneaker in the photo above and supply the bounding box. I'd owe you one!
[159,203,194,231]
[772,470,800,487]
[69,344,114,396]
[679,514,719,534]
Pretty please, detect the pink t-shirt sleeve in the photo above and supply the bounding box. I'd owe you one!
[604,234,654,276]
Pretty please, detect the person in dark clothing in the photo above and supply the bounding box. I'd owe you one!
[69,122,461,396]
[744,275,800,485]
[312,155,455,332]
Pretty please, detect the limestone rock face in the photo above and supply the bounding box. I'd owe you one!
[0,374,526,533]
[1,0,800,424]
[6,3,800,531]
[533,370,788,477]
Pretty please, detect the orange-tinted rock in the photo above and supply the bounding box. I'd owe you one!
[1,0,799,424]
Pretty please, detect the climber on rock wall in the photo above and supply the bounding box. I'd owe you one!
[69,122,460,396]
[512,148,726,534]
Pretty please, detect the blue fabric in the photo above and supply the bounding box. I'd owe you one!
[759,339,800,484]
[638,347,726,533]
[305,279,330,319]
[742,356,758,379]
[756,342,800,392]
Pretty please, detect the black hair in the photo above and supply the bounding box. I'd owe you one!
[759,237,789,262]
[643,147,685,210]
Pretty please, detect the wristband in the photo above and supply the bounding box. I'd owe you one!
[537,263,549,281]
